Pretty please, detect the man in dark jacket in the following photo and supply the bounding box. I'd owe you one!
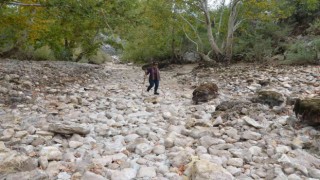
[145,62,160,95]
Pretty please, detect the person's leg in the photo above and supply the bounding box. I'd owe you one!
[147,79,155,92]
[154,80,159,95]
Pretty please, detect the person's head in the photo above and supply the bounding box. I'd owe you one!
[152,61,158,67]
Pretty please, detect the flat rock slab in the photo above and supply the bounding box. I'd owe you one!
[48,123,90,135]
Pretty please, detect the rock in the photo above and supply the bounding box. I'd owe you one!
[192,83,218,104]
[69,141,83,149]
[111,168,137,180]
[242,131,262,141]
[287,174,302,180]
[188,159,234,180]
[57,172,71,180]
[308,168,320,179]
[252,91,285,107]
[81,171,107,180]
[0,141,10,152]
[40,146,62,161]
[153,145,166,155]
[199,136,225,148]
[135,143,153,156]
[39,156,49,169]
[293,98,320,125]
[48,123,90,135]
[183,52,201,62]
[213,116,223,126]
[5,169,48,180]
[164,138,174,148]
[226,166,241,176]
[249,146,262,156]
[137,166,156,178]
[242,116,263,128]
[0,128,15,141]
[0,153,38,173]
[227,158,243,167]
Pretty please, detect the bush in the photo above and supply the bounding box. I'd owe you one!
[280,39,319,65]
[33,46,56,61]
[307,19,320,35]
[234,33,273,62]
[78,49,113,65]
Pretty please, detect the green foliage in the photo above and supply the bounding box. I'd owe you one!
[307,19,320,35]
[281,39,318,65]
[234,22,291,62]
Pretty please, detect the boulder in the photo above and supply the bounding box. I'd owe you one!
[293,98,320,125]
[252,91,285,107]
[192,83,218,104]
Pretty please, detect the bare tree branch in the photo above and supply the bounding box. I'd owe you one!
[179,13,203,50]
[182,26,199,52]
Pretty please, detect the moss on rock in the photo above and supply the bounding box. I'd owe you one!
[293,98,320,125]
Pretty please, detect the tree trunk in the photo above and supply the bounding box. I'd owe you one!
[201,0,223,60]
[225,0,240,64]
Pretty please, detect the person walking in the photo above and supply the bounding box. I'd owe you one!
[145,62,160,95]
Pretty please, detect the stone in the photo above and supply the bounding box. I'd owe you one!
[81,171,107,180]
[137,166,156,178]
[69,141,83,149]
[199,136,225,148]
[249,146,262,156]
[57,172,71,180]
[188,160,234,180]
[288,174,302,180]
[110,168,137,180]
[252,91,285,107]
[227,158,244,167]
[308,168,320,179]
[192,83,218,104]
[242,116,263,128]
[5,169,48,180]
[40,146,62,161]
[153,145,166,155]
[39,156,49,169]
[48,123,90,135]
[135,143,152,156]
[0,153,38,173]
[242,131,261,141]
[293,98,320,125]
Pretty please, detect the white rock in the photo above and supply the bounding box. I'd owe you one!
[276,145,291,154]
[135,143,152,156]
[309,168,320,179]
[227,158,243,167]
[153,145,165,155]
[40,146,62,161]
[242,131,261,140]
[212,116,223,126]
[137,166,156,178]
[288,174,302,180]
[162,111,172,120]
[81,171,107,180]
[69,141,83,149]
[243,116,263,128]
[57,172,71,180]
[249,146,262,156]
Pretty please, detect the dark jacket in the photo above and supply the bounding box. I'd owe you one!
[146,67,160,80]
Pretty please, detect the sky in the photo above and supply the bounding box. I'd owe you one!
[208,0,231,9]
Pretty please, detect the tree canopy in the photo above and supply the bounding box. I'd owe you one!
[0,0,319,64]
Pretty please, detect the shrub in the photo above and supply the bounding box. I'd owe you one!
[280,39,319,65]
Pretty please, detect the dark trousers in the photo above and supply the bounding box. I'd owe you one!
[147,79,159,93]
